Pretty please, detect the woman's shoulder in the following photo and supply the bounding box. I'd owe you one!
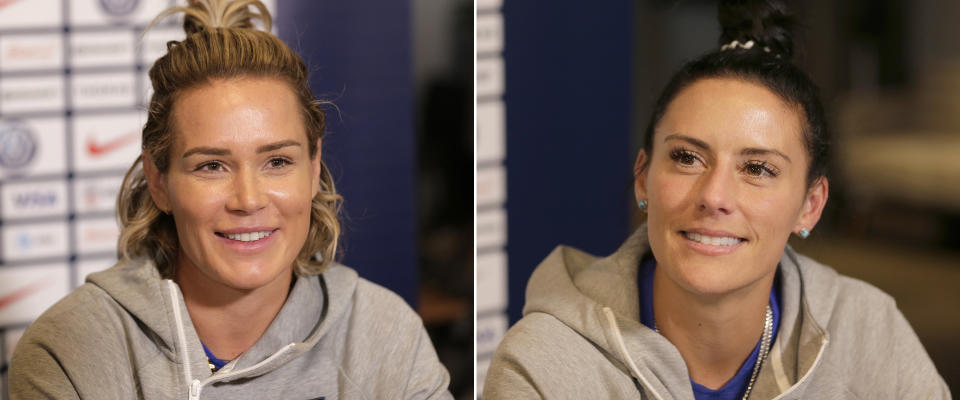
[492,312,594,364]
[355,276,423,325]
[319,265,452,397]
[787,248,896,311]
[792,250,902,338]
[786,249,950,397]
[10,277,149,393]
[16,259,170,358]
[322,264,424,328]
[19,280,124,343]
[485,312,645,398]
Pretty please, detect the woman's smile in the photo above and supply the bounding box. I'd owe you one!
[679,229,747,256]
[215,227,280,253]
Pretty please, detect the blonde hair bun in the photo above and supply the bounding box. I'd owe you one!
[148,0,272,36]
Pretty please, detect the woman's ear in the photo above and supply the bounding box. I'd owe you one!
[795,176,829,234]
[634,150,649,205]
[141,152,171,213]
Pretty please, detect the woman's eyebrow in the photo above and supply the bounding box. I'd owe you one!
[741,147,791,163]
[182,146,229,158]
[257,140,301,153]
[181,140,302,158]
[663,134,710,151]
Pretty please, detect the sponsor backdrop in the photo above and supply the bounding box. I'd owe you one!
[475,1,633,395]
[0,1,201,394]
[475,0,506,392]
[0,1,419,396]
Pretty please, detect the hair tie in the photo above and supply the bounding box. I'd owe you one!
[720,39,782,59]
[720,39,754,51]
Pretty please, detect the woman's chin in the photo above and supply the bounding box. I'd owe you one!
[664,261,756,298]
[200,262,293,293]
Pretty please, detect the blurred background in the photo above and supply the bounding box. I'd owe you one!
[0,1,473,399]
[476,0,960,395]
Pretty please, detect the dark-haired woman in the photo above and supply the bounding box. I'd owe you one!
[9,1,451,399]
[482,1,949,399]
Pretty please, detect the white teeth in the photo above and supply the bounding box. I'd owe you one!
[223,231,272,242]
[683,231,742,246]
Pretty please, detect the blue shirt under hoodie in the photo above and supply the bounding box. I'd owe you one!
[638,257,781,400]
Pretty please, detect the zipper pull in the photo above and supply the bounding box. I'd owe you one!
[189,379,201,400]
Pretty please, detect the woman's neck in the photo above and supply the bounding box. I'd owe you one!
[652,267,774,389]
[174,264,293,361]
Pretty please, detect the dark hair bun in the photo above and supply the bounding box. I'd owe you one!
[718,0,796,59]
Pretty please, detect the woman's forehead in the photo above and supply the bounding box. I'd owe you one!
[656,77,806,156]
[169,78,307,153]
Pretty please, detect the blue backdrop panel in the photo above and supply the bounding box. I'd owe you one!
[503,2,633,323]
[276,2,417,306]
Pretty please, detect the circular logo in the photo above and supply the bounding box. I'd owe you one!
[0,119,37,170]
[99,0,140,17]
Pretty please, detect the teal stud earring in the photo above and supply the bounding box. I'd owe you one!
[637,200,647,211]
[799,228,810,239]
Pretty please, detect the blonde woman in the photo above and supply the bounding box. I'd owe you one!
[9,1,451,398]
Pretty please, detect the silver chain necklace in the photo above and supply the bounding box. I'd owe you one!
[654,304,773,400]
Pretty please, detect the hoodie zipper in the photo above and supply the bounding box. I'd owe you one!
[602,307,666,400]
[186,344,297,399]
[166,280,300,400]
[199,343,296,384]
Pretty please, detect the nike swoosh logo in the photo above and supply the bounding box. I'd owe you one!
[0,279,49,312]
[0,0,24,11]
[87,132,138,157]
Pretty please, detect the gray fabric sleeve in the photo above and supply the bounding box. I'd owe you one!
[481,331,545,400]
[482,351,543,399]
[402,327,454,400]
[8,341,81,400]
[890,304,952,399]
[348,279,454,399]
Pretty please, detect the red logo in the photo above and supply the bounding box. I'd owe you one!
[87,132,138,157]
[0,279,49,312]
[0,0,24,10]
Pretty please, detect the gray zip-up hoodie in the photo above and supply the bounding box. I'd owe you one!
[10,258,453,399]
[483,226,950,399]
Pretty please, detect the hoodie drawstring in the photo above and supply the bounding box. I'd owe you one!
[602,307,665,400]
[167,281,202,400]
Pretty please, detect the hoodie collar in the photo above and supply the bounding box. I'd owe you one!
[522,226,694,399]
[86,258,360,381]
[230,272,327,369]
[87,259,177,355]
[752,247,832,399]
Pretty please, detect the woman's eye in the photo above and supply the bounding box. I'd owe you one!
[198,161,222,172]
[669,149,699,166]
[743,161,778,178]
[268,158,291,168]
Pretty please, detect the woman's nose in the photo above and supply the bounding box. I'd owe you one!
[226,169,268,213]
[697,167,736,215]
